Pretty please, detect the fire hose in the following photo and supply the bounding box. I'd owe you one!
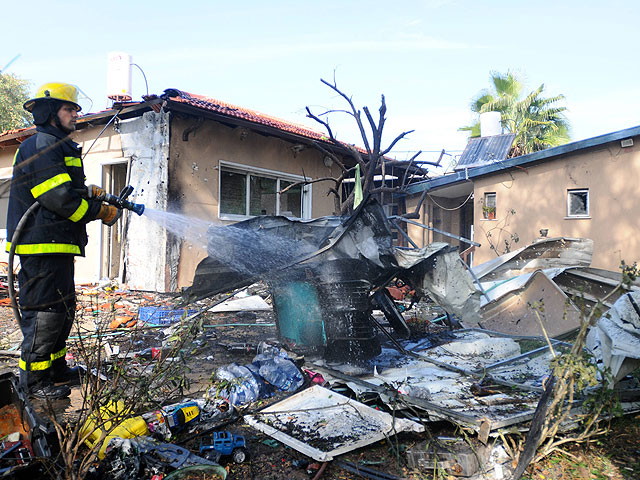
[7,185,144,323]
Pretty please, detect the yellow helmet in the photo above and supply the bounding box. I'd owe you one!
[24,82,82,112]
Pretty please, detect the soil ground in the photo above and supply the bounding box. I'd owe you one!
[1,285,640,479]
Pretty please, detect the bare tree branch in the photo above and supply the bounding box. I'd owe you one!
[320,78,372,155]
[306,106,335,140]
[279,176,342,195]
[380,129,415,156]
[310,141,348,173]
[403,189,428,219]
[401,151,422,187]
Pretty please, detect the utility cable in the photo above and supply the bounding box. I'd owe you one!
[427,189,473,211]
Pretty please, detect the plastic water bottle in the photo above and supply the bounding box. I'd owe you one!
[257,356,304,392]
[215,363,266,405]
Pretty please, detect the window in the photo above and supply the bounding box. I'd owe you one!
[482,192,496,220]
[219,164,309,219]
[567,189,589,217]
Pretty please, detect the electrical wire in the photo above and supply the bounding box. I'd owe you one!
[81,110,121,160]
[131,63,149,97]
[427,189,474,211]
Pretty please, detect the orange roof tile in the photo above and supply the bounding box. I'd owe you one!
[165,90,331,143]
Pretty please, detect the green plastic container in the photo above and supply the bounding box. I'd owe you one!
[271,281,326,347]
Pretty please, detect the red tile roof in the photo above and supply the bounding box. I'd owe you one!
[164,90,332,143]
[0,89,354,152]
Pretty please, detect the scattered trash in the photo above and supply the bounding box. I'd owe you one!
[96,436,226,479]
[212,342,304,405]
[163,401,201,433]
[109,315,137,329]
[80,400,150,459]
[405,437,490,477]
[0,372,53,478]
[139,306,198,325]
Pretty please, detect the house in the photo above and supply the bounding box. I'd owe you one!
[0,89,355,291]
[405,125,640,272]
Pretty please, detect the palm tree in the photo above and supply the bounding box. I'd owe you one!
[460,71,570,157]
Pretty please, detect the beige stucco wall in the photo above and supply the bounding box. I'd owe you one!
[405,195,466,249]
[472,139,640,271]
[169,116,342,288]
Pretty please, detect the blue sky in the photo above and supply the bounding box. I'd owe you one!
[4,0,639,170]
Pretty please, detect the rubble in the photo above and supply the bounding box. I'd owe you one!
[0,206,639,479]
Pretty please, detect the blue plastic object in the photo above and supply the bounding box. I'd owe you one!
[199,431,247,463]
[256,355,304,392]
[138,307,198,325]
[216,364,270,405]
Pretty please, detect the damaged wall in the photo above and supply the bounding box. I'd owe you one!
[473,138,640,270]
[169,115,342,288]
[120,111,172,291]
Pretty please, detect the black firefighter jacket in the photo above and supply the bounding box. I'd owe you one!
[6,124,102,256]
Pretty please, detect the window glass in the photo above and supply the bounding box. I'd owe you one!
[280,180,302,217]
[220,170,246,215]
[249,175,276,216]
[220,166,307,218]
[568,189,589,216]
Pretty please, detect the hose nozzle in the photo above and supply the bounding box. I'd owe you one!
[110,185,145,215]
[122,200,145,216]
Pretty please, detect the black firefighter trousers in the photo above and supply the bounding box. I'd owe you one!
[18,255,76,388]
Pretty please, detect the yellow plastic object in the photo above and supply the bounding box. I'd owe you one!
[79,400,149,459]
[24,82,82,112]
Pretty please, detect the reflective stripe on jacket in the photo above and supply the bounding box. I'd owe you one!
[6,124,102,256]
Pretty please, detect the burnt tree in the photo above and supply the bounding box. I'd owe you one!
[283,78,443,217]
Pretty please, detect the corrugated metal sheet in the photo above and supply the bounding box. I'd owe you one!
[455,134,515,170]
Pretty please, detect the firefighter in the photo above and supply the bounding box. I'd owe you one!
[7,83,121,399]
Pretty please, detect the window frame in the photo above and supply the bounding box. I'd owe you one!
[566,188,590,218]
[218,161,311,221]
[482,192,497,220]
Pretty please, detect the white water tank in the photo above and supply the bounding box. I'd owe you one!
[480,111,502,137]
[107,52,132,101]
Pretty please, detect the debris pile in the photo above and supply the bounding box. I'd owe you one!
[0,200,639,479]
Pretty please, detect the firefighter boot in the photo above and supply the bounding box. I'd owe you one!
[21,369,71,400]
[51,357,82,386]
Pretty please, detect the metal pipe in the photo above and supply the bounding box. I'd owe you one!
[389,215,480,247]
[391,218,419,248]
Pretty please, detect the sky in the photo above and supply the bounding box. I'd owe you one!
[3,0,640,171]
